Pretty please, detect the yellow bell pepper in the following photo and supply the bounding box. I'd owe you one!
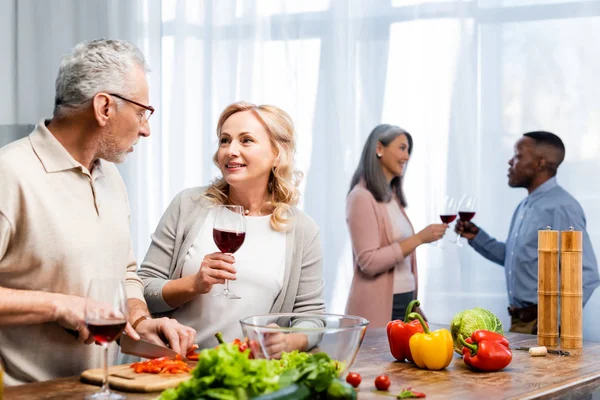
[407,312,454,370]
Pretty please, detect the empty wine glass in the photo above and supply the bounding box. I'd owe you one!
[213,205,246,299]
[436,196,457,248]
[455,194,478,247]
[85,277,128,400]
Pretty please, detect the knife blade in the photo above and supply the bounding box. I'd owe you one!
[120,331,184,359]
[510,345,570,356]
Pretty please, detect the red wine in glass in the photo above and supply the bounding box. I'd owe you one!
[440,214,457,224]
[434,196,457,247]
[85,277,128,400]
[458,211,476,221]
[87,321,127,344]
[213,229,246,254]
[455,194,478,246]
[213,205,246,299]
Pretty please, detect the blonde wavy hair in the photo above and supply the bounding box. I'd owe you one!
[204,101,302,231]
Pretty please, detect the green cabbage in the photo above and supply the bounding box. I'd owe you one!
[450,307,504,354]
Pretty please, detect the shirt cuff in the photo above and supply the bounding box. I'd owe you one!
[470,229,490,247]
[124,280,145,302]
[292,318,324,350]
[143,278,175,314]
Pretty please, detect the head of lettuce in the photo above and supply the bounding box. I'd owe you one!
[450,308,504,354]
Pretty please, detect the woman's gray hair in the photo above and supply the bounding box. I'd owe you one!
[349,124,413,206]
[53,39,149,117]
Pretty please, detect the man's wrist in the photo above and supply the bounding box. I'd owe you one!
[127,298,152,327]
[48,292,68,323]
[470,228,481,242]
[132,315,152,330]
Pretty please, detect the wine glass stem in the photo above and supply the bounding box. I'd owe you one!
[100,343,110,394]
[225,279,230,293]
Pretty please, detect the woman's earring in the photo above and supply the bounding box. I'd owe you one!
[376,153,382,159]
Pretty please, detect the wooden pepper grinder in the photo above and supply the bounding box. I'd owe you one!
[537,228,559,347]
[560,227,583,349]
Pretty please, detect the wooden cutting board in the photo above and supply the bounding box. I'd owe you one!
[80,363,194,393]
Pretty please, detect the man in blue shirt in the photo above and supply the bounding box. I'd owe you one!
[456,131,600,334]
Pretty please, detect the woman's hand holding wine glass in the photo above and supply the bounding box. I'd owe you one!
[193,252,237,294]
[417,224,448,244]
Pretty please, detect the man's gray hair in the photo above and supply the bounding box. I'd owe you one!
[54,39,149,117]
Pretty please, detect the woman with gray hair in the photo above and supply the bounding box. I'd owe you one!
[345,124,447,328]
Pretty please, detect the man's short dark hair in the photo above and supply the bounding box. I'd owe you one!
[523,131,565,174]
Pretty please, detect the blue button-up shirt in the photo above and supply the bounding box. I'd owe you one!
[470,177,600,308]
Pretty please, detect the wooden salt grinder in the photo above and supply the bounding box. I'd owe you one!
[560,228,583,350]
[538,228,559,347]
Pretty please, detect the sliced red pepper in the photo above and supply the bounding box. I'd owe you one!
[459,330,512,372]
[386,300,427,363]
[129,356,191,374]
[186,344,200,361]
[398,387,426,398]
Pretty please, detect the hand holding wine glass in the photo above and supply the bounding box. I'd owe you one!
[85,277,128,400]
[416,224,448,244]
[213,205,246,299]
[193,252,237,294]
[455,219,480,241]
[455,195,478,246]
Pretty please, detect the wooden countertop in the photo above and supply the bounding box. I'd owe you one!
[6,327,600,399]
[351,327,598,399]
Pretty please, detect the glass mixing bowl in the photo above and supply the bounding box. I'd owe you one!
[239,313,369,375]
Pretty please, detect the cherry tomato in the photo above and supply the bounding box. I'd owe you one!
[346,372,362,388]
[374,375,391,391]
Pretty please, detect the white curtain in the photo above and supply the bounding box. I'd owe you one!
[3,0,600,340]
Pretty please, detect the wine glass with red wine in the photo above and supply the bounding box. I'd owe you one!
[213,205,246,299]
[85,277,128,400]
[436,196,457,247]
[455,194,478,247]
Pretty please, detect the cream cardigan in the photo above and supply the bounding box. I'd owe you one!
[137,186,325,317]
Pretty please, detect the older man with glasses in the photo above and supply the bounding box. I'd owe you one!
[0,39,196,385]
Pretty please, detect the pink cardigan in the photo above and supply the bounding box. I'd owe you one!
[345,183,418,328]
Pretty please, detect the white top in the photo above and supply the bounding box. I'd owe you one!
[385,201,416,294]
[171,209,286,348]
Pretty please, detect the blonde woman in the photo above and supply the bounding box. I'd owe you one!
[137,102,324,353]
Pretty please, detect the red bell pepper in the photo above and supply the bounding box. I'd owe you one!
[386,300,427,363]
[459,330,512,372]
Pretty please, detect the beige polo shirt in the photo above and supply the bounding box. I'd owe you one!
[0,121,145,385]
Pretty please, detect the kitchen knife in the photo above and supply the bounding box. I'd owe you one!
[510,345,570,356]
[120,331,184,359]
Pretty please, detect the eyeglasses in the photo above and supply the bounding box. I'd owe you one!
[109,93,155,123]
